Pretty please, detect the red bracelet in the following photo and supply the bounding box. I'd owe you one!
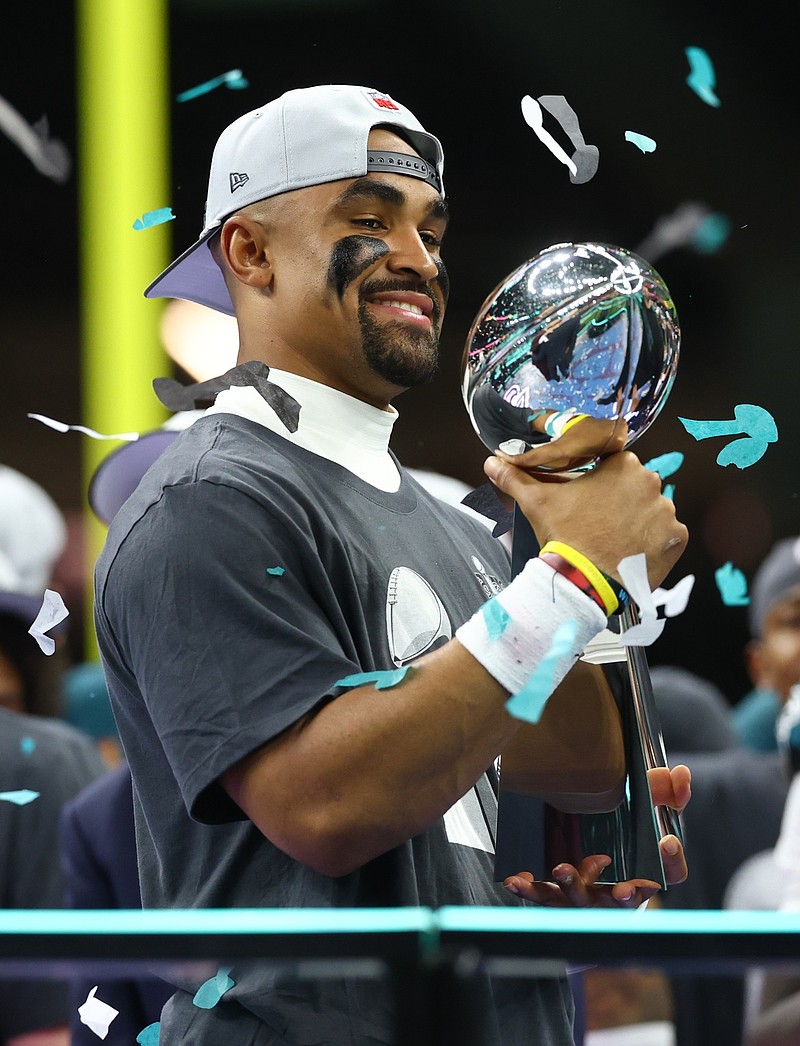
[538,551,607,613]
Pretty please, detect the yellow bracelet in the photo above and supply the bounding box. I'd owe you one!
[539,540,619,615]
[560,413,590,435]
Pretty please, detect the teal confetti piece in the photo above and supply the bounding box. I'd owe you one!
[19,736,36,755]
[481,598,510,641]
[136,1022,160,1046]
[265,566,285,576]
[643,451,684,480]
[715,562,750,606]
[335,668,410,691]
[685,46,720,107]
[663,483,675,501]
[176,70,249,103]
[193,967,235,1010]
[526,410,548,423]
[0,789,40,805]
[505,619,579,725]
[694,213,732,254]
[679,404,778,468]
[132,207,175,230]
[625,131,657,153]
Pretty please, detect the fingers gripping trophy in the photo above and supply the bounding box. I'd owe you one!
[461,241,682,887]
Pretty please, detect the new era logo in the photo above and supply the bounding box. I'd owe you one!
[229,172,249,192]
[365,90,399,111]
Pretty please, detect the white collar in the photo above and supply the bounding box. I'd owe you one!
[205,367,402,492]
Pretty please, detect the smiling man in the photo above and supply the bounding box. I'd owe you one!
[94,85,689,1045]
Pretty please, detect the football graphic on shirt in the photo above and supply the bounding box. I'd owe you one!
[385,566,452,667]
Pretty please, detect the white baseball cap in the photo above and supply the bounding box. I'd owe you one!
[0,465,67,622]
[145,84,445,317]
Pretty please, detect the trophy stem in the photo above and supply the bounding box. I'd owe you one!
[493,505,680,887]
[621,603,684,844]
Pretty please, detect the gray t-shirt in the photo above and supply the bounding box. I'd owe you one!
[94,412,575,1044]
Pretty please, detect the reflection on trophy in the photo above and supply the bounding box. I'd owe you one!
[461,241,682,887]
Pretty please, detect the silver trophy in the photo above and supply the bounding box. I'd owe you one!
[461,241,682,887]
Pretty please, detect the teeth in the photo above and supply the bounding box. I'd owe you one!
[382,301,423,316]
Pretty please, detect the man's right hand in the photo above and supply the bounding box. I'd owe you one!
[484,449,688,588]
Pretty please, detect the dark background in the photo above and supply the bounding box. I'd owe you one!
[3,0,798,701]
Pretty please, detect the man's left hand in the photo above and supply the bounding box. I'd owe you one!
[503,764,691,908]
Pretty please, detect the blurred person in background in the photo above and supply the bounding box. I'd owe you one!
[732,536,800,752]
[0,465,68,717]
[656,660,789,1046]
[0,464,107,1046]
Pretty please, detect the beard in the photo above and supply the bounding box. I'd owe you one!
[357,299,441,389]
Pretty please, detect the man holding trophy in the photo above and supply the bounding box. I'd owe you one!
[95,84,690,1045]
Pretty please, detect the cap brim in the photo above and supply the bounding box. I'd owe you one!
[89,430,181,526]
[144,233,235,316]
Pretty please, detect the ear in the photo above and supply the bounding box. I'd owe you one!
[218,215,274,291]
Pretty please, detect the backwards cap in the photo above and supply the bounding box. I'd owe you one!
[145,85,444,317]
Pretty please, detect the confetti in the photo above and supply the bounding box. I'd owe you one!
[678,404,778,468]
[193,967,235,1009]
[617,556,695,644]
[28,589,69,655]
[715,561,750,606]
[653,573,695,617]
[521,94,599,184]
[635,201,713,263]
[625,131,657,153]
[663,483,675,501]
[616,554,665,646]
[685,46,721,107]
[537,95,599,184]
[481,598,510,641]
[0,789,40,806]
[136,1023,160,1046]
[521,95,576,177]
[694,213,732,253]
[176,69,249,103]
[20,736,36,755]
[265,566,285,576]
[335,668,410,691]
[643,451,684,480]
[132,207,175,230]
[28,413,139,442]
[0,94,70,182]
[78,986,119,1039]
[505,619,579,724]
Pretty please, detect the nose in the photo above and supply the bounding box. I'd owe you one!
[386,226,440,283]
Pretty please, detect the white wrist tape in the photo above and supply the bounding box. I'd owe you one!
[456,557,607,695]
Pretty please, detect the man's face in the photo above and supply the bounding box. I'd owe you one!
[253,128,449,406]
[747,586,800,702]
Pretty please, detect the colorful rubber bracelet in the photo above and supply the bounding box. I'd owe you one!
[560,412,590,435]
[538,551,607,614]
[539,540,619,616]
[543,409,576,439]
[600,570,629,615]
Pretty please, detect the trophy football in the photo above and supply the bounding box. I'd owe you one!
[461,241,682,887]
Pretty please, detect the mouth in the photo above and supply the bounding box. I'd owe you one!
[363,290,436,328]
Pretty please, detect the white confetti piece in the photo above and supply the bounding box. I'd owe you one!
[28,589,69,655]
[27,413,139,441]
[653,573,695,617]
[521,95,578,177]
[78,987,119,1039]
[0,94,71,182]
[617,553,664,646]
